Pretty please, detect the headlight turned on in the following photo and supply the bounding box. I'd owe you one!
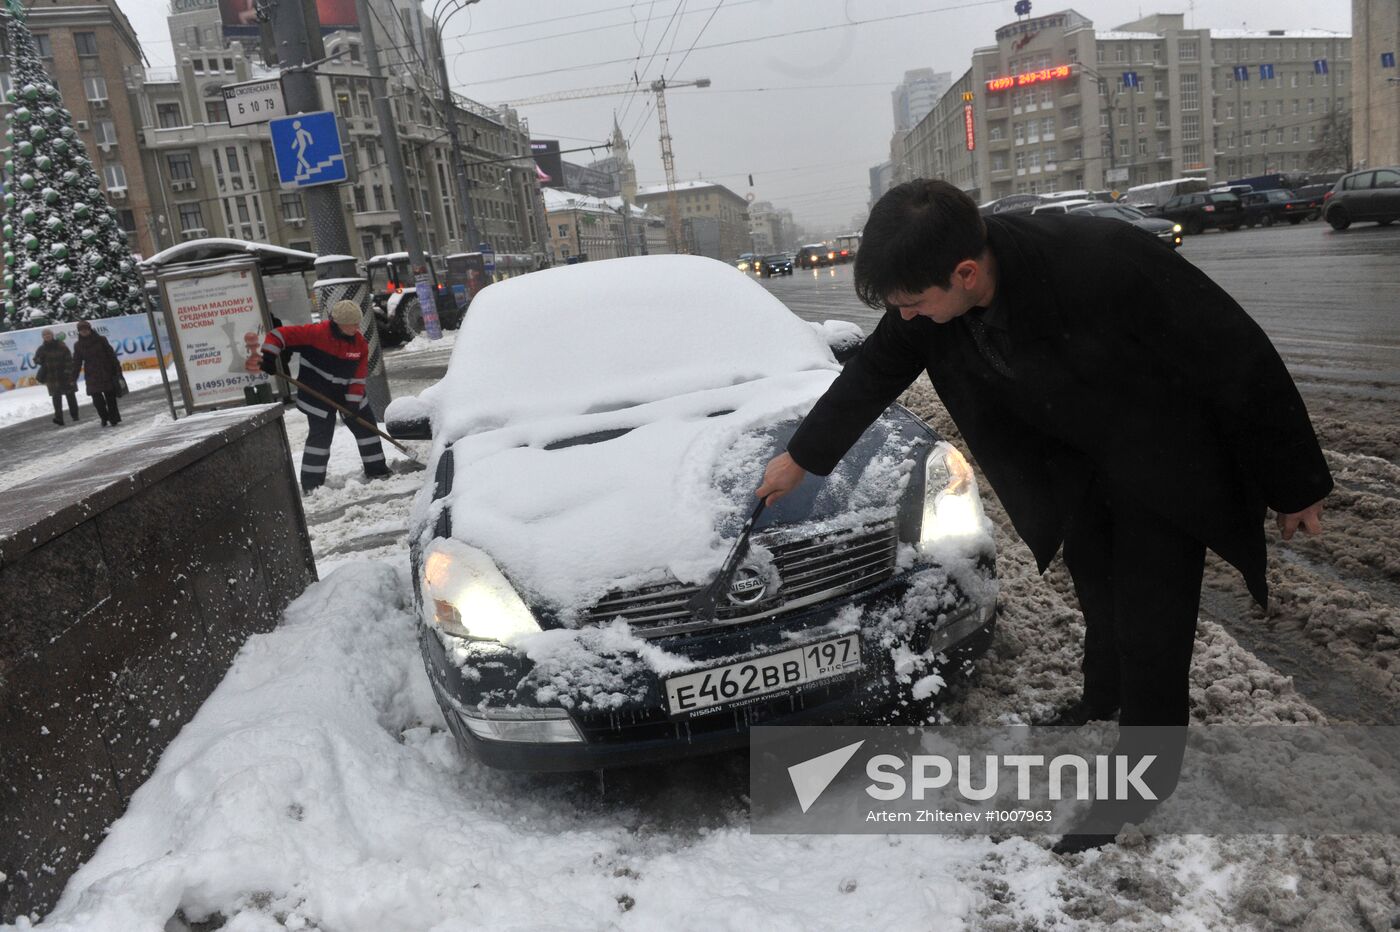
[421,538,542,642]
[920,441,988,549]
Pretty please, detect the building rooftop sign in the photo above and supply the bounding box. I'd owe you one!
[985,64,1072,92]
[996,13,1067,40]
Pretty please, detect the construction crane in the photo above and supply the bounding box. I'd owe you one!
[496,77,712,254]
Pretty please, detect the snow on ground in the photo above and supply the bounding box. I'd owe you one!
[8,346,1400,931]
[0,366,174,428]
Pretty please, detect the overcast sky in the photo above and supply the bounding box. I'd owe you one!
[129,0,1349,236]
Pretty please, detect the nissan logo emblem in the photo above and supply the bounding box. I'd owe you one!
[727,566,769,605]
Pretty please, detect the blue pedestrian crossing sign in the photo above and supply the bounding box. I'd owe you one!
[269,111,347,188]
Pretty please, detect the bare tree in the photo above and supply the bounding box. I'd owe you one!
[1306,111,1353,174]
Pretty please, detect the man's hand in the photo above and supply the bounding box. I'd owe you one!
[258,353,278,376]
[756,452,807,506]
[1277,500,1325,541]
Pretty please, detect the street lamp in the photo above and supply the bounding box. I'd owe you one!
[430,0,482,250]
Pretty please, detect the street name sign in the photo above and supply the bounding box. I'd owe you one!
[222,78,286,128]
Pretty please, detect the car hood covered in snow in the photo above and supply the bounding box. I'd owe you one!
[405,256,927,616]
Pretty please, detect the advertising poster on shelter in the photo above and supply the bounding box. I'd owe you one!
[163,263,270,409]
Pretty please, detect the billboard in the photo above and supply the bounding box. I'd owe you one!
[530,140,564,187]
[0,314,172,393]
[157,260,274,411]
[218,0,357,37]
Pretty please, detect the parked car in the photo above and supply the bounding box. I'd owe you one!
[1159,191,1244,234]
[1031,198,1096,215]
[1280,184,1330,223]
[1069,202,1183,248]
[758,253,793,277]
[1240,189,1295,227]
[386,255,997,771]
[1323,167,1400,230]
[795,243,831,269]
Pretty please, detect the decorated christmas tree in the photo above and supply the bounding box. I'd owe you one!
[2,2,145,329]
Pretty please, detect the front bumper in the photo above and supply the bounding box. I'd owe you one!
[421,561,996,771]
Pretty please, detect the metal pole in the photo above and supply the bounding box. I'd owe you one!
[354,0,440,340]
[271,0,391,407]
[433,6,481,249]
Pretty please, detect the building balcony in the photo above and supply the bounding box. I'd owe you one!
[1061,123,1082,137]
[987,136,1011,150]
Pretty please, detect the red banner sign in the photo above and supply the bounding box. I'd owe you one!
[985,64,1073,92]
[964,104,975,151]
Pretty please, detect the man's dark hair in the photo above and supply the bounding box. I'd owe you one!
[854,179,987,310]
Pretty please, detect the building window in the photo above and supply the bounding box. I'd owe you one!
[178,203,203,232]
[1226,131,1236,148]
[157,102,184,128]
[1179,39,1198,62]
[83,76,107,102]
[1226,101,1234,119]
[1292,126,1300,143]
[1179,72,1199,111]
[192,58,205,74]
[353,186,367,212]
[167,152,194,180]
[336,92,352,118]
[94,120,117,145]
[1119,139,1130,157]
[358,93,372,118]
[1182,114,1200,141]
[224,57,234,71]
[103,163,127,190]
[1114,46,1126,63]
[225,146,240,173]
[1183,143,1201,165]
[1276,128,1285,145]
[74,31,98,57]
[1073,143,1083,160]
[372,184,385,211]
[35,34,52,58]
[205,99,228,122]
[1307,98,1315,114]
[1137,138,1148,156]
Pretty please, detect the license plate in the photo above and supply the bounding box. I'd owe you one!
[665,634,862,717]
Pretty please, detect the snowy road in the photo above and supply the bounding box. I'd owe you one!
[8,236,1400,930]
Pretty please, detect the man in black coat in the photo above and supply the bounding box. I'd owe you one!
[756,180,1331,848]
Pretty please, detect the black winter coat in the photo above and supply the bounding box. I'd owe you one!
[788,213,1333,608]
[33,340,75,397]
[71,332,121,395]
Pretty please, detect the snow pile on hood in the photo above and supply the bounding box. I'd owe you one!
[405,255,858,611]
[419,254,838,440]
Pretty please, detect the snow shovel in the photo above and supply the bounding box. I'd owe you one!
[686,499,767,620]
[271,370,426,469]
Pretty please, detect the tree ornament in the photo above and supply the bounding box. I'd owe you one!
[1,223,11,240]
[26,283,43,300]
[49,242,68,259]
[31,125,46,142]
[20,207,37,225]
[35,155,51,171]
[22,84,39,101]
[42,187,59,205]
[56,264,73,282]
[61,293,79,309]
[13,106,31,123]
[19,173,36,190]
[22,234,39,251]
[26,261,43,278]
[80,227,97,244]
[16,140,33,156]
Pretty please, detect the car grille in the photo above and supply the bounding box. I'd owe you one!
[584,520,899,638]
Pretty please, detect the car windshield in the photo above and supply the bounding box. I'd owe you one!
[419,255,838,444]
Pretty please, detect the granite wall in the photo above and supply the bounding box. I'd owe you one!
[0,405,317,922]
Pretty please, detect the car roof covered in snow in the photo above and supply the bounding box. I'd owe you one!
[419,254,839,443]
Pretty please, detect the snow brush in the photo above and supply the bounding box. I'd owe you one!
[686,499,767,621]
[271,370,426,469]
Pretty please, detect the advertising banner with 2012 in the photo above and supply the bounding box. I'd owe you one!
[0,314,172,393]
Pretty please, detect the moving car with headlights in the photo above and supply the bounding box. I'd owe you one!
[795,244,832,269]
[1158,191,1244,235]
[386,255,997,771]
[1070,202,1183,248]
[758,253,793,277]
[1323,167,1400,230]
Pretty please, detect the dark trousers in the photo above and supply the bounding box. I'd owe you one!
[91,391,120,424]
[1061,475,1207,727]
[300,404,389,491]
[51,391,79,419]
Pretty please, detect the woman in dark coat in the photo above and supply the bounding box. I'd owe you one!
[33,328,79,426]
[71,320,123,426]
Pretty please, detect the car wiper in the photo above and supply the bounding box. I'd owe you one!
[686,500,767,620]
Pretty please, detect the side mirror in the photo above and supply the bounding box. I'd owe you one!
[810,319,865,364]
[385,396,432,439]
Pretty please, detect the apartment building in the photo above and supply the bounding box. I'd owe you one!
[633,180,750,260]
[1353,0,1400,169]
[900,10,1351,201]
[1,0,156,254]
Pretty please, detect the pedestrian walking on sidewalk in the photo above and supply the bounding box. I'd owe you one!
[755,180,1333,852]
[33,329,79,426]
[252,300,390,493]
[71,320,123,426]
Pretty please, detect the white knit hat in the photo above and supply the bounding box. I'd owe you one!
[330,300,362,328]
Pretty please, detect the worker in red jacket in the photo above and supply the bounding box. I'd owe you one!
[253,300,391,493]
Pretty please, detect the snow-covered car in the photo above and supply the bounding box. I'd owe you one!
[386,256,997,771]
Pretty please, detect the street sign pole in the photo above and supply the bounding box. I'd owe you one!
[267,0,392,409]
